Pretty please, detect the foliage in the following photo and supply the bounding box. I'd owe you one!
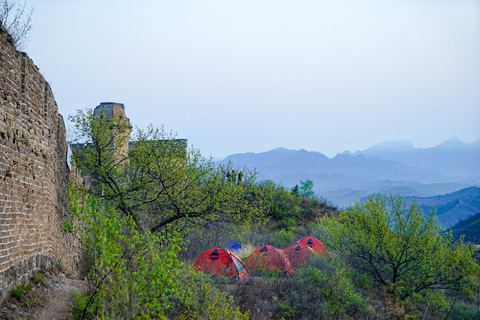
[300,179,314,198]
[271,229,296,248]
[249,181,302,228]
[10,282,32,301]
[324,194,480,302]
[0,0,33,49]
[247,180,334,229]
[290,184,299,197]
[445,300,480,320]
[233,255,372,319]
[67,186,247,319]
[69,108,259,236]
[33,271,44,284]
[449,212,480,243]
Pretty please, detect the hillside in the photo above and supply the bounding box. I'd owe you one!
[404,187,480,229]
[449,212,480,243]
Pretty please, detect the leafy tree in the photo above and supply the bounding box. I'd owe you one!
[290,184,299,197]
[69,108,258,236]
[0,0,33,49]
[326,194,479,301]
[300,179,314,198]
[67,187,247,319]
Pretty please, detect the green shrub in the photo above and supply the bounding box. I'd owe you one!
[276,299,295,318]
[271,229,296,248]
[446,300,479,320]
[322,268,367,316]
[68,188,247,319]
[11,283,33,301]
[232,260,372,319]
[33,271,44,284]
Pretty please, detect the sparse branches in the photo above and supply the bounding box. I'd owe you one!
[69,109,259,236]
[0,0,34,49]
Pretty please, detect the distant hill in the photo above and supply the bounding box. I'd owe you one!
[448,212,480,243]
[404,187,480,229]
[343,137,480,178]
[218,138,479,207]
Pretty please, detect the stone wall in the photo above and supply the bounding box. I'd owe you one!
[0,23,82,301]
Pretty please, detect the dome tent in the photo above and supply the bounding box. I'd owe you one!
[245,245,294,275]
[298,236,329,258]
[194,247,249,280]
[283,242,314,268]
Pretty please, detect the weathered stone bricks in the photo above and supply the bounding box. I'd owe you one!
[0,23,82,302]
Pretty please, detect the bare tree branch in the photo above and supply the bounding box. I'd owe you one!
[0,0,34,50]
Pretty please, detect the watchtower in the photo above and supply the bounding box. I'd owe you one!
[94,102,131,158]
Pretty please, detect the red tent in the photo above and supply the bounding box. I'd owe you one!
[298,236,329,258]
[194,247,249,280]
[283,242,314,268]
[245,245,294,275]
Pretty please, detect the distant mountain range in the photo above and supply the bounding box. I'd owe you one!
[217,137,480,208]
[404,187,480,229]
[342,137,480,178]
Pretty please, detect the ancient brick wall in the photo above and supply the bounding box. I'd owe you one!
[0,23,82,301]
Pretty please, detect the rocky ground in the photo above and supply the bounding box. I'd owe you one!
[0,269,87,320]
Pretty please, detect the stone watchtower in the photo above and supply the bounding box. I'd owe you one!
[93,102,131,158]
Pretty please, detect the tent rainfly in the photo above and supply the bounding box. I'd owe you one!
[245,245,294,275]
[283,242,314,268]
[298,236,329,258]
[194,247,249,280]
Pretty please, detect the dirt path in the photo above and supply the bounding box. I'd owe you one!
[0,271,87,320]
[35,276,87,320]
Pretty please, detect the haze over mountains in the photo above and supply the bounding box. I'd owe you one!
[218,137,480,208]
[404,187,480,229]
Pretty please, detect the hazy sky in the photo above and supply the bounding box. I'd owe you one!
[23,0,480,158]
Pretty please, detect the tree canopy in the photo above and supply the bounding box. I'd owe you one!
[69,108,258,236]
[326,194,479,300]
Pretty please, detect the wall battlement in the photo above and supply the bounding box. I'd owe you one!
[0,23,81,302]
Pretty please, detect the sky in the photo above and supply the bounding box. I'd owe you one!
[21,0,480,159]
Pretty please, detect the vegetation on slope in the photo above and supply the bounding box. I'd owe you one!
[66,110,480,319]
[449,212,480,243]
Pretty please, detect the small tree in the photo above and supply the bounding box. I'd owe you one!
[326,194,479,301]
[300,179,314,198]
[0,0,34,49]
[290,184,299,197]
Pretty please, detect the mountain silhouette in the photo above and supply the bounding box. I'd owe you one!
[218,138,479,208]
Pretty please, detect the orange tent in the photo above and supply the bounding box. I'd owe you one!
[194,247,249,280]
[298,236,329,258]
[283,242,314,268]
[245,245,294,275]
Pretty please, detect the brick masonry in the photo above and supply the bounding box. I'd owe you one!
[0,23,82,301]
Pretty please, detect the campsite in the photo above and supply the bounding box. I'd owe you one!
[1,1,479,318]
[193,237,328,279]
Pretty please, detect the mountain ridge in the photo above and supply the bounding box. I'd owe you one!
[217,137,479,209]
[340,138,480,177]
[404,187,480,229]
